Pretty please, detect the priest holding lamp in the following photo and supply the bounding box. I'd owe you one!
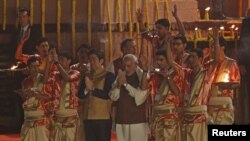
[208,36,241,125]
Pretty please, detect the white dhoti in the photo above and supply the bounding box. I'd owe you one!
[116,123,148,141]
[53,109,79,141]
[182,105,207,141]
[208,97,234,125]
[21,110,49,141]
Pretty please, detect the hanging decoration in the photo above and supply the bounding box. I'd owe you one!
[16,0,20,28]
[164,0,170,20]
[107,0,113,61]
[3,0,7,31]
[135,0,140,54]
[127,0,132,37]
[145,0,149,29]
[72,0,76,56]
[30,0,34,25]
[117,0,122,32]
[57,0,61,48]
[88,0,92,45]
[41,0,46,37]
[155,0,159,20]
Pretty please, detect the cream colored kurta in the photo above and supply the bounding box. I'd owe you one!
[109,69,149,141]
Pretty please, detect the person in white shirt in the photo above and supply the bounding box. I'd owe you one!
[109,54,149,141]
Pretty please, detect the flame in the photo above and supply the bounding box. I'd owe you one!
[154,68,160,72]
[235,27,238,31]
[10,65,18,70]
[230,24,235,29]
[208,27,212,31]
[195,27,198,31]
[205,7,210,11]
[220,26,225,30]
[223,73,229,82]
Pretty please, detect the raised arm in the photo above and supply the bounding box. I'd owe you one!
[139,55,149,90]
[172,4,185,36]
[136,8,147,33]
[51,48,73,82]
[164,35,176,70]
[15,30,30,63]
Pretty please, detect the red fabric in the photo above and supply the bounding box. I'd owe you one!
[22,75,51,111]
[49,70,80,110]
[149,65,185,107]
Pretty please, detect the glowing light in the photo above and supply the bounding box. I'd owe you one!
[10,65,18,70]
[154,68,160,72]
[223,73,229,82]
[205,7,210,11]
[230,24,235,29]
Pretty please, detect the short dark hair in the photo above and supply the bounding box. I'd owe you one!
[77,44,91,53]
[58,51,73,61]
[35,37,49,47]
[27,55,40,66]
[189,48,203,58]
[219,36,227,47]
[88,48,105,60]
[173,34,187,44]
[156,49,167,58]
[18,8,30,16]
[120,38,134,52]
[155,19,170,28]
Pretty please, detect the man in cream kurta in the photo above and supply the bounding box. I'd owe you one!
[109,54,149,141]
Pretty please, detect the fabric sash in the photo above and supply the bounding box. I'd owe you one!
[156,79,169,105]
[188,69,206,106]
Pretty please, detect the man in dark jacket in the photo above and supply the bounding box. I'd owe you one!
[11,7,41,58]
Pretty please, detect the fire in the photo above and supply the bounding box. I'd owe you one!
[205,7,210,11]
[154,68,160,72]
[223,73,229,82]
[10,65,18,70]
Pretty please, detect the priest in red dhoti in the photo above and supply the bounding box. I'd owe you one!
[150,49,185,141]
[182,29,220,141]
[48,51,80,141]
[17,56,52,141]
[208,37,240,125]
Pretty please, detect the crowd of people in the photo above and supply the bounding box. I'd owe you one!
[12,5,241,141]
